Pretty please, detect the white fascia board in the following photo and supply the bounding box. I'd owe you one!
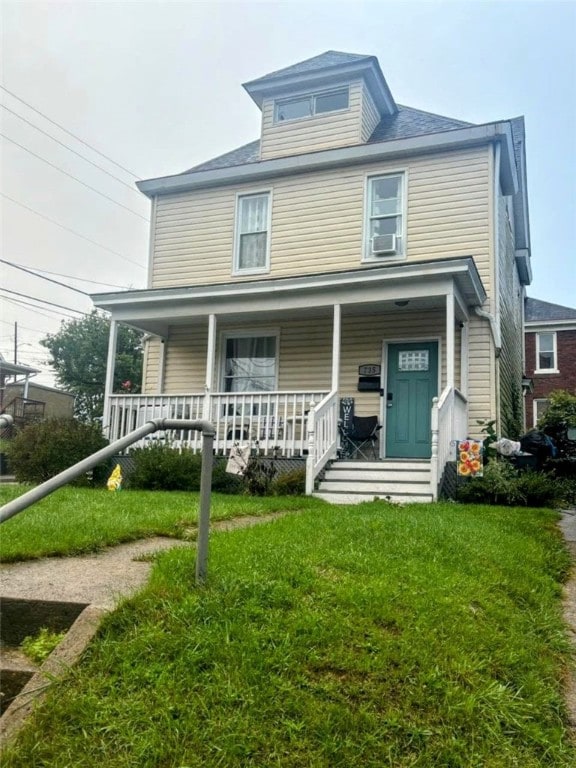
[92,258,486,320]
[136,123,517,199]
[525,321,576,331]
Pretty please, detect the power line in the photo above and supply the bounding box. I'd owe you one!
[5,263,130,289]
[0,258,90,296]
[1,294,84,321]
[1,104,142,196]
[0,85,140,178]
[0,320,47,334]
[1,194,146,270]
[0,287,88,315]
[1,133,149,221]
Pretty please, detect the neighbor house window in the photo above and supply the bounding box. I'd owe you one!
[234,192,271,274]
[364,173,405,259]
[223,334,277,392]
[274,88,349,123]
[533,398,550,427]
[535,332,557,372]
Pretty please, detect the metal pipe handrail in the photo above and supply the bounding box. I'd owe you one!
[0,418,216,583]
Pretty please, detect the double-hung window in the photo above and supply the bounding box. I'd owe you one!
[223,334,277,393]
[535,332,557,372]
[274,88,349,123]
[234,192,271,274]
[365,173,405,260]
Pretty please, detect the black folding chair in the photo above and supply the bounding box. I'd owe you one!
[339,415,382,460]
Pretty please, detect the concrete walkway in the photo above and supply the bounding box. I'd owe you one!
[0,513,286,610]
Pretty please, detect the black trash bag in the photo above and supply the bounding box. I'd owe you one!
[519,430,557,466]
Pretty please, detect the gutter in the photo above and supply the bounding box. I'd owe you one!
[136,122,518,198]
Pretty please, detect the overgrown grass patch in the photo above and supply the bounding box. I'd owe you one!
[0,486,324,562]
[2,502,573,767]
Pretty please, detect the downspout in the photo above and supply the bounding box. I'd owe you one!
[474,306,501,356]
[493,141,502,432]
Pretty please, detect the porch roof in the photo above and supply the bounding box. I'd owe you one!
[92,257,486,337]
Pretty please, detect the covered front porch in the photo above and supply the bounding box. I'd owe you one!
[93,259,487,500]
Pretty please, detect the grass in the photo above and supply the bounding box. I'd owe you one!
[0,486,324,562]
[1,499,574,767]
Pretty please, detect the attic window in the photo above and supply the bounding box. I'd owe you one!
[274,88,349,123]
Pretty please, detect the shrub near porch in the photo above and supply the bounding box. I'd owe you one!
[2,502,573,767]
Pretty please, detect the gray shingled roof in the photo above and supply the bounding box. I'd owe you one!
[525,297,576,322]
[185,105,472,174]
[245,51,374,85]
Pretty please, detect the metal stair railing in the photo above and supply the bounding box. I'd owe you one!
[0,417,216,584]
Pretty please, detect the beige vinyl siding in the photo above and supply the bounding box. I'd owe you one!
[360,83,380,142]
[152,309,456,412]
[259,80,364,160]
[151,146,491,289]
[497,191,524,435]
[142,336,162,393]
[466,315,495,431]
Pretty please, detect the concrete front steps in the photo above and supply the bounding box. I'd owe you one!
[314,459,433,504]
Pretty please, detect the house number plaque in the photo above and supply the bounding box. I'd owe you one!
[358,364,381,376]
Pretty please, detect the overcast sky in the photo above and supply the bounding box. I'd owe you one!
[1,0,575,386]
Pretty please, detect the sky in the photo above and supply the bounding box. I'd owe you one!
[1,0,575,386]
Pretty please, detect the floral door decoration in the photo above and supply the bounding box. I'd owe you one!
[457,439,483,477]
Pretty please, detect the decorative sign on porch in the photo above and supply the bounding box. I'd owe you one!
[358,364,381,376]
[457,439,483,477]
[339,397,355,436]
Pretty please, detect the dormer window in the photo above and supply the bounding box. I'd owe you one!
[274,87,349,123]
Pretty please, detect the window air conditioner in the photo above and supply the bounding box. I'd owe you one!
[371,234,397,255]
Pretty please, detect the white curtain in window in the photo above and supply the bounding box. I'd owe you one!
[225,336,276,392]
[239,195,268,269]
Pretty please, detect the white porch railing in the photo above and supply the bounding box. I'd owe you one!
[305,391,339,495]
[430,387,468,500]
[106,391,328,456]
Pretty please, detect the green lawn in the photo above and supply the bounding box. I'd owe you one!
[1,496,574,767]
[0,486,323,562]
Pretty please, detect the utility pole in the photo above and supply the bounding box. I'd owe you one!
[14,321,18,364]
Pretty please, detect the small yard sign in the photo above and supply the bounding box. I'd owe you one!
[457,439,483,477]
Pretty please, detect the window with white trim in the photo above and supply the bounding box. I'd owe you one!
[535,332,557,372]
[274,88,349,123]
[222,334,277,393]
[234,193,271,274]
[364,173,405,260]
[533,398,550,427]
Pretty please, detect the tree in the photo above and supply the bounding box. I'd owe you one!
[41,312,144,422]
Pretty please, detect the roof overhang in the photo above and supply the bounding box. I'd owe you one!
[0,361,40,379]
[242,57,396,116]
[525,320,576,332]
[137,121,519,199]
[515,249,532,286]
[92,257,486,337]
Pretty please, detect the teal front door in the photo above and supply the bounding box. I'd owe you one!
[385,342,439,458]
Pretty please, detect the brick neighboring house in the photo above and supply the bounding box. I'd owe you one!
[524,297,576,429]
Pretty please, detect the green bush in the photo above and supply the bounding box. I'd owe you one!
[457,459,567,508]
[271,467,306,496]
[6,418,110,485]
[128,443,244,494]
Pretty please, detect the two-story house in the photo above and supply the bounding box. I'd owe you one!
[524,297,576,429]
[92,50,532,502]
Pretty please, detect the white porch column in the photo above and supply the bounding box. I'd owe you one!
[446,291,455,389]
[102,319,118,434]
[331,303,341,393]
[203,314,217,420]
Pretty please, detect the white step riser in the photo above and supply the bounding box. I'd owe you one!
[336,461,429,471]
[314,492,434,505]
[320,481,430,495]
[324,470,430,482]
